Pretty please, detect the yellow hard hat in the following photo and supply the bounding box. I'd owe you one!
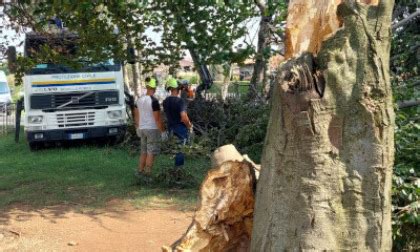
[146,78,157,88]
[166,77,178,89]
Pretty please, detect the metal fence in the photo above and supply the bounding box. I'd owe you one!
[0,103,16,135]
[204,92,243,101]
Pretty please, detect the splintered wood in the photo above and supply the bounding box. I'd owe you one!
[285,0,379,59]
[162,145,258,252]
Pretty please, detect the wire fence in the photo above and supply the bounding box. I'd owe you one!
[0,103,16,135]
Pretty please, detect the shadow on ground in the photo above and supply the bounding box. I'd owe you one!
[0,133,208,225]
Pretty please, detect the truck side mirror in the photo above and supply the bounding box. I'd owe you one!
[127,47,136,64]
[7,46,17,73]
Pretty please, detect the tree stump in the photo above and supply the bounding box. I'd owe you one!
[162,145,259,252]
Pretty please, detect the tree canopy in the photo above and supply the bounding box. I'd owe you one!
[2,1,259,75]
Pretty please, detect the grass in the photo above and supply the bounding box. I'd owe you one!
[0,132,210,211]
[208,81,250,95]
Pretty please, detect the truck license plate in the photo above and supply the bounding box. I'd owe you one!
[69,133,84,140]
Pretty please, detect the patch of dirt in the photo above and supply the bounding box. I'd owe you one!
[0,205,193,252]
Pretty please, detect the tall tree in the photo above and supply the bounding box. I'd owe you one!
[252,0,395,250]
[4,1,254,92]
[248,0,287,100]
[151,0,253,95]
[3,1,182,80]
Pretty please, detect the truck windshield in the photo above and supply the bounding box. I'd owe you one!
[24,34,121,75]
[0,82,10,94]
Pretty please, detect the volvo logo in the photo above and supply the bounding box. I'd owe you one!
[71,96,80,103]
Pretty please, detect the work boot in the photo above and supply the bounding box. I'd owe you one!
[134,170,151,185]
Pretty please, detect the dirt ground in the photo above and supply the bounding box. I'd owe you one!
[0,202,193,252]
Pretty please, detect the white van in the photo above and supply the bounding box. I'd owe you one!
[0,71,12,108]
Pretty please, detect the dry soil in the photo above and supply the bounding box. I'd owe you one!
[0,202,193,252]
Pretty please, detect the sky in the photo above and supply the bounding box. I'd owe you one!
[0,6,25,57]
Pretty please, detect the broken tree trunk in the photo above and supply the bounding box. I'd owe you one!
[162,145,259,252]
[252,0,394,251]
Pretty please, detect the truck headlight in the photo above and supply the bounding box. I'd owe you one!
[107,110,122,119]
[28,115,44,124]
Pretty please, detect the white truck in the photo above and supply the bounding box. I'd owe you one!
[9,32,127,149]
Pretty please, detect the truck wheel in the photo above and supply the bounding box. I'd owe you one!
[107,134,124,145]
[106,136,118,146]
[115,133,125,144]
[29,141,42,151]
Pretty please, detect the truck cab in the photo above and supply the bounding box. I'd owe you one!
[20,32,127,148]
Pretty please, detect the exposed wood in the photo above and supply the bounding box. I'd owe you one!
[284,0,343,59]
[163,145,259,252]
[285,0,379,59]
[211,144,244,167]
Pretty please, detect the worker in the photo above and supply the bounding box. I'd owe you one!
[133,77,165,182]
[180,80,189,101]
[187,84,195,100]
[163,77,193,167]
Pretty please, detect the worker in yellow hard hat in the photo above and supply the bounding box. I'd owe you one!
[165,77,178,91]
[147,77,157,88]
[133,76,164,183]
[163,76,193,167]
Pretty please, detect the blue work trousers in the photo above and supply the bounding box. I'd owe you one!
[169,124,188,167]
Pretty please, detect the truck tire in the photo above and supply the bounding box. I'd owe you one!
[29,141,43,151]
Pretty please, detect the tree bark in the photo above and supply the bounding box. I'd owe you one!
[248,5,272,100]
[123,64,132,93]
[221,64,232,100]
[262,63,270,98]
[252,0,394,251]
[131,52,141,97]
[189,47,213,97]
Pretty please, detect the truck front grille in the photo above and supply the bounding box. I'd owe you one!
[54,93,96,107]
[31,91,119,110]
[56,112,95,128]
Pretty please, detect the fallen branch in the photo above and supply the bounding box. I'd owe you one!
[394,201,419,216]
[392,10,420,32]
[397,99,420,109]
